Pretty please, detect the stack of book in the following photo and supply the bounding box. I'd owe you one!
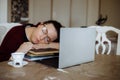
[24,48,59,61]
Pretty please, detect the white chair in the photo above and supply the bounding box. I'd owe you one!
[89,26,120,55]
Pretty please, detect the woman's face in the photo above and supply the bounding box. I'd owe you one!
[31,23,57,44]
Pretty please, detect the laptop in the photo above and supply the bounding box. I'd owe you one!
[59,28,96,68]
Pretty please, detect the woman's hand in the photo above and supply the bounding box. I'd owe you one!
[48,42,59,49]
[32,43,49,49]
[33,42,59,49]
[16,42,33,53]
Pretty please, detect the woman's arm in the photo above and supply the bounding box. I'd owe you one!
[16,42,33,53]
[33,42,59,49]
[9,42,33,61]
[16,42,59,53]
[48,42,59,49]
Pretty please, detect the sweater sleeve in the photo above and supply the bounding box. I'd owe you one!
[0,25,28,62]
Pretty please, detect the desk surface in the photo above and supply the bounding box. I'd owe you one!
[0,54,120,80]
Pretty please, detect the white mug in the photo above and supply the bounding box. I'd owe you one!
[11,52,25,67]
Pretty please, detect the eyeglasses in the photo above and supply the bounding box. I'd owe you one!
[42,25,51,43]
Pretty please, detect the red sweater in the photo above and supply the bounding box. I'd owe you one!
[0,25,28,62]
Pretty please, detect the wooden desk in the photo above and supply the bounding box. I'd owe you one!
[0,54,120,80]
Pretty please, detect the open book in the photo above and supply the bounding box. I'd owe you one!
[24,48,59,61]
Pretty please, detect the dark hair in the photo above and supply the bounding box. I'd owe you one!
[43,20,63,42]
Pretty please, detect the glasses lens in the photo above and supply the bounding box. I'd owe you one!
[42,26,51,43]
[42,26,47,34]
[44,36,50,43]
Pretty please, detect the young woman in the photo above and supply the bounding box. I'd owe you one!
[0,20,63,62]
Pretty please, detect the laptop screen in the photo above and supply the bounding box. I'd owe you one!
[59,28,96,68]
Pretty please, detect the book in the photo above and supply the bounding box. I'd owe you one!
[28,48,59,55]
[24,55,58,61]
[24,48,59,61]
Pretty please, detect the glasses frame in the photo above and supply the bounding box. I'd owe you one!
[42,25,51,44]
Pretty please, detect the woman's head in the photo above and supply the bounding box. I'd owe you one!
[31,20,63,44]
[43,20,63,42]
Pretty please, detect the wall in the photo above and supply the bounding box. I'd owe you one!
[70,0,87,27]
[100,0,120,28]
[87,0,99,26]
[0,0,99,26]
[29,0,51,24]
[100,0,120,38]
[0,0,8,23]
[29,0,99,27]
[52,0,70,27]
[0,0,29,23]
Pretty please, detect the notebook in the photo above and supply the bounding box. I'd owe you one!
[59,28,96,68]
[25,48,59,61]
